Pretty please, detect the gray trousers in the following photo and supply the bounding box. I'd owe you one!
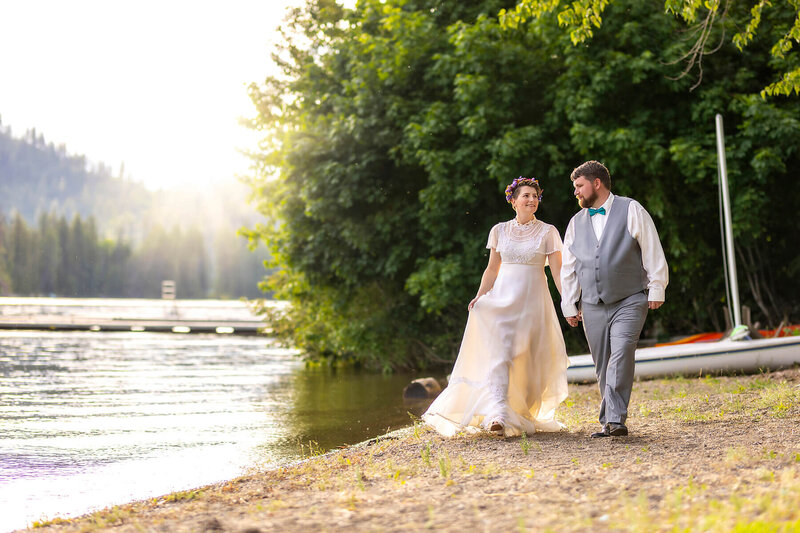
[581,291,649,425]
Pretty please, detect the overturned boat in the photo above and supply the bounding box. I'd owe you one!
[567,333,800,383]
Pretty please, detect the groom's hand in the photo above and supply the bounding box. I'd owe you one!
[648,301,664,310]
[565,312,581,327]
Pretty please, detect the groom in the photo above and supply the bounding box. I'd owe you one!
[561,161,668,438]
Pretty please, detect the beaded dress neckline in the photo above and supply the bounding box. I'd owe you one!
[506,216,543,242]
[510,216,537,227]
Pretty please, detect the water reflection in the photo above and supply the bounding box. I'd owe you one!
[0,324,440,532]
[281,367,435,452]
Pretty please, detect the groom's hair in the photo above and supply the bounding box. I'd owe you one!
[570,160,611,190]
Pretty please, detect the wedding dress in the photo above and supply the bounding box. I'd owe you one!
[422,217,570,437]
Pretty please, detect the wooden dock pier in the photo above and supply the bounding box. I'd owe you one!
[0,316,265,335]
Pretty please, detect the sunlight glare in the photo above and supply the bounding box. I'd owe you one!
[0,0,311,190]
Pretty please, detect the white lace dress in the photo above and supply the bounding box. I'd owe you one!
[422,218,570,437]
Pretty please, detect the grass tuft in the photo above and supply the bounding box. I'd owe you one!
[437,449,451,479]
[520,432,531,455]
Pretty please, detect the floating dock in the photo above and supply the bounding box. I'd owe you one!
[0,316,265,335]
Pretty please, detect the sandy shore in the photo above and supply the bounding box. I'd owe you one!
[24,367,800,532]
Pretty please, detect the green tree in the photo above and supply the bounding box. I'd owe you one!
[37,212,60,295]
[247,0,514,370]
[499,0,800,97]
[55,215,77,296]
[95,236,131,297]
[68,215,101,296]
[248,0,799,370]
[0,215,12,294]
[9,212,38,294]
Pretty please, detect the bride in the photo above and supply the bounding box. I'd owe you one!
[422,177,570,437]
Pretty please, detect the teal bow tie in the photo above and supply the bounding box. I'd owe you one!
[589,207,606,216]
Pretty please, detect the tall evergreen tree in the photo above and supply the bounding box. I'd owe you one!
[0,215,12,294]
[37,212,60,295]
[55,215,76,296]
[9,213,38,294]
[101,237,131,297]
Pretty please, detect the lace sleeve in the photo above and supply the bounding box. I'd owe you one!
[545,224,563,255]
[486,224,500,249]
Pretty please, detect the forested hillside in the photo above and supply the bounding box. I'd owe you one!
[0,123,152,231]
[0,121,268,298]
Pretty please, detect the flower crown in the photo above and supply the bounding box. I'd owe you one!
[505,176,542,203]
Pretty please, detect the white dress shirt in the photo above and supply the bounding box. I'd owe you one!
[560,193,669,317]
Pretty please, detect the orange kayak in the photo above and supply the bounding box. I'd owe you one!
[656,324,800,347]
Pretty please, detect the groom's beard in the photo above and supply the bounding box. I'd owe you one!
[577,191,597,209]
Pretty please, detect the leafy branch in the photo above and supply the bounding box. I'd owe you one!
[500,0,800,96]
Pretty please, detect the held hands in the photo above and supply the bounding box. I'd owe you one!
[566,302,662,323]
[565,301,662,324]
[565,311,582,327]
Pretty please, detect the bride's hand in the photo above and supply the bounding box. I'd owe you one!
[468,295,481,310]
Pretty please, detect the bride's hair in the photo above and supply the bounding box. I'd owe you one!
[505,177,543,203]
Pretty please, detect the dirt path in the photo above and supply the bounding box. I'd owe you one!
[25,368,800,532]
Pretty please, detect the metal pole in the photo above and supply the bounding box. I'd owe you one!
[715,114,742,327]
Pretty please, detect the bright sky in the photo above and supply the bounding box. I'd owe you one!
[0,0,315,191]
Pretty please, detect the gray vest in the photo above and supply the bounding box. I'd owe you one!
[570,196,648,305]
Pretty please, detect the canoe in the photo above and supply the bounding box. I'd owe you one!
[566,335,800,383]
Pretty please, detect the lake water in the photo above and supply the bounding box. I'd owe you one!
[0,298,436,532]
